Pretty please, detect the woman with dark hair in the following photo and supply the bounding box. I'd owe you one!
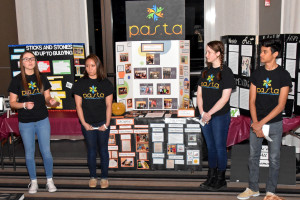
[197,41,235,191]
[8,51,59,194]
[73,54,113,189]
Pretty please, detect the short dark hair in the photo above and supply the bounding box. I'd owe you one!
[260,38,282,55]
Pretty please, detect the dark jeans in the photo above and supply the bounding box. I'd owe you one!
[81,121,109,179]
[201,112,231,171]
[249,120,282,193]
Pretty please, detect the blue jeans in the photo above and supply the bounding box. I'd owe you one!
[19,117,53,180]
[81,121,109,179]
[201,112,231,170]
[249,120,282,193]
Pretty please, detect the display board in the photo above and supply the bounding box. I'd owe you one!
[222,35,256,116]
[222,34,300,116]
[108,117,202,171]
[282,34,300,114]
[115,40,190,111]
[8,43,86,110]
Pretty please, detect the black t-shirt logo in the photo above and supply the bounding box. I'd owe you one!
[257,77,279,95]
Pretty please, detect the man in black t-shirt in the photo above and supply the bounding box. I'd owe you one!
[237,39,292,200]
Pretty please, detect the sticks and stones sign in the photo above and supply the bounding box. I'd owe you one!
[126,0,185,41]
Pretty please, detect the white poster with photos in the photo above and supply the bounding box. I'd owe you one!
[116,40,190,111]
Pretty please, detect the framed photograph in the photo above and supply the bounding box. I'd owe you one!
[188,134,197,142]
[163,67,176,79]
[121,157,134,167]
[137,160,150,169]
[119,53,128,62]
[180,55,188,64]
[140,83,153,95]
[148,68,162,79]
[118,87,128,95]
[167,144,177,155]
[134,68,147,79]
[148,98,163,109]
[157,83,171,95]
[146,53,160,65]
[108,134,116,145]
[141,43,164,52]
[241,56,251,77]
[164,98,178,109]
[125,64,131,73]
[136,133,149,143]
[136,143,149,152]
[135,98,148,109]
[127,98,133,109]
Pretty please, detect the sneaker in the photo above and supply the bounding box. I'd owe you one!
[89,178,97,188]
[46,179,57,193]
[100,179,109,189]
[237,188,260,199]
[266,191,279,198]
[28,180,38,194]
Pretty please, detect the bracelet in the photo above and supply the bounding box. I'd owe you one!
[23,102,27,110]
[103,124,108,130]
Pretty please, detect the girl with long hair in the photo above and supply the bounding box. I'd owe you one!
[73,54,113,189]
[8,51,59,194]
[197,41,235,191]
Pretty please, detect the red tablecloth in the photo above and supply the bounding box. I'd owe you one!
[0,112,300,145]
[0,111,83,140]
[226,115,300,147]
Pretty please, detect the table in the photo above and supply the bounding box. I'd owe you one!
[0,111,300,146]
[0,111,83,140]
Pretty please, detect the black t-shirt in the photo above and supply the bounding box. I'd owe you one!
[73,77,113,124]
[249,65,292,123]
[197,65,236,116]
[8,74,51,123]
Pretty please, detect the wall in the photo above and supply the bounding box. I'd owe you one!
[0,0,19,96]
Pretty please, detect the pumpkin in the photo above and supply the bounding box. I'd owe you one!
[112,102,126,116]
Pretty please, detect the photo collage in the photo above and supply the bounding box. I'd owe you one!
[116,41,190,111]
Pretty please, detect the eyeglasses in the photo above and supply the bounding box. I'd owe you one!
[23,57,36,62]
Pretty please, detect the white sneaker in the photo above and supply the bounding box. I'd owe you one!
[28,180,38,194]
[46,178,57,193]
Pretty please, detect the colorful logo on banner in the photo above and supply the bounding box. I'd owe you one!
[126,0,185,41]
[147,5,164,22]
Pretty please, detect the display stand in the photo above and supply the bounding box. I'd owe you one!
[8,43,86,110]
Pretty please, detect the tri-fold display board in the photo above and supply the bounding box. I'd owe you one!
[8,43,86,110]
[222,34,300,115]
[115,40,190,111]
